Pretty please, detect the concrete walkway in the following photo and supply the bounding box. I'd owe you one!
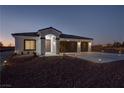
[68,52,124,63]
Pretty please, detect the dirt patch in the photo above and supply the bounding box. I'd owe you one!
[1,55,124,88]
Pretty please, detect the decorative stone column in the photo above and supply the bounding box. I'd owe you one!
[56,38,60,54]
[88,42,92,52]
[40,37,45,55]
[77,41,81,53]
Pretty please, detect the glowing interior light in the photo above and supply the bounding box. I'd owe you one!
[25,40,36,50]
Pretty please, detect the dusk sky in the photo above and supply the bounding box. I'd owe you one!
[0,5,124,46]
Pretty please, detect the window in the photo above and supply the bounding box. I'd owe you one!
[24,39,36,50]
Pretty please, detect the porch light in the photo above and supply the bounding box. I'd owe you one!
[4,60,7,63]
[98,59,102,62]
[14,50,18,54]
[53,41,56,45]
[77,42,81,46]
[88,42,92,46]
[67,40,70,41]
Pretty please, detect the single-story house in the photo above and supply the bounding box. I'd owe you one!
[12,27,93,55]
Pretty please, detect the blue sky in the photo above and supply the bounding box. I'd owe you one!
[0,5,124,46]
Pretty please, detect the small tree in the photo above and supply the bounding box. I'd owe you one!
[106,43,112,48]
[113,42,121,48]
[0,42,3,47]
[122,41,124,47]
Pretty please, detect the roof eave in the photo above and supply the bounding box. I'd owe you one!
[60,37,93,40]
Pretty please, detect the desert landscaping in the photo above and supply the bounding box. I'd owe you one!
[1,55,124,88]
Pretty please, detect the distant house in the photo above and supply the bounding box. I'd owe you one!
[12,27,93,55]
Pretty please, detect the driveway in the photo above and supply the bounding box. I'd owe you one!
[68,52,124,63]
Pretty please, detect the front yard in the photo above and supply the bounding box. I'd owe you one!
[1,55,124,88]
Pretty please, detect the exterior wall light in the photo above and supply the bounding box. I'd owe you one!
[78,42,81,46]
[88,42,92,52]
[88,42,92,46]
[53,41,56,45]
[4,60,7,63]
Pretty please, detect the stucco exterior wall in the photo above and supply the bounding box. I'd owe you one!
[77,41,81,53]
[88,41,92,52]
[14,36,39,54]
[38,29,61,55]
[14,36,92,55]
[13,28,93,55]
[36,37,42,55]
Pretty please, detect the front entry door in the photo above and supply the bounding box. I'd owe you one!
[45,40,51,52]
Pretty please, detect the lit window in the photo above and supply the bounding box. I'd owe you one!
[24,39,36,50]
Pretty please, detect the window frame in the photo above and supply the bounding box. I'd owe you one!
[24,39,36,51]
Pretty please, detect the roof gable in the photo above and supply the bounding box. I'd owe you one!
[38,27,62,33]
[37,27,62,37]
